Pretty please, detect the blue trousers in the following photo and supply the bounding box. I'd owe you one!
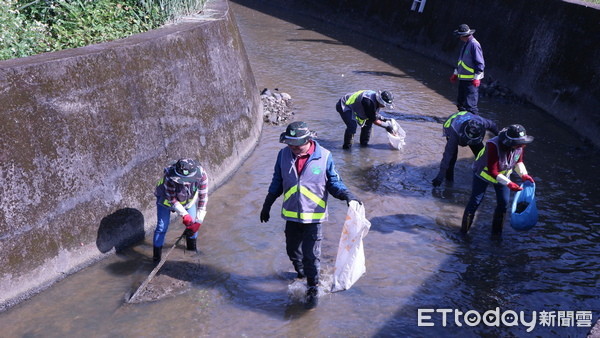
[285,221,322,286]
[153,198,197,248]
[464,174,510,215]
[457,80,479,114]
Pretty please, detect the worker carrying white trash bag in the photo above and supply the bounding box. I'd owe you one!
[331,200,371,292]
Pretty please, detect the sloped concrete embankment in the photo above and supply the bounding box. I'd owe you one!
[0,0,261,311]
[253,0,600,147]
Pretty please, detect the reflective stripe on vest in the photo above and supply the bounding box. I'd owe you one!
[156,177,198,209]
[444,111,469,128]
[457,60,475,79]
[281,208,326,221]
[473,140,516,184]
[284,185,326,208]
[354,114,367,127]
[345,90,368,127]
[345,90,365,105]
[280,145,329,223]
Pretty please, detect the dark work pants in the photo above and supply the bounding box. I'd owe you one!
[285,221,322,286]
[444,141,484,179]
[336,100,374,143]
[457,80,479,114]
[464,174,510,215]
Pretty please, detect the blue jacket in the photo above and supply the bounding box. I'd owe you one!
[456,36,485,80]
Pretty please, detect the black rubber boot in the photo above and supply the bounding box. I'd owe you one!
[359,126,371,146]
[461,211,475,234]
[305,286,319,310]
[153,246,162,263]
[186,237,197,252]
[445,167,455,182]
[492,211,505,235]
[342,131,354,150]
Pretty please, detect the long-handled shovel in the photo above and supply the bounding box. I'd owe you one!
[127,230,187,304]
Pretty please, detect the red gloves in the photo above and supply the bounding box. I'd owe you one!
[521,174,535,183]
[186,222,201,233]
[182,214,193,226]
[507,182,523,192]
[449,74,458,83]
[472,79,481,87]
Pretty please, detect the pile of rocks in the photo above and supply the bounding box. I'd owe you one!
[261,88,294,125]
[479,78,525,104]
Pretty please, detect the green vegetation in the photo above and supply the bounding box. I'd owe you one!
[0,0,205,61]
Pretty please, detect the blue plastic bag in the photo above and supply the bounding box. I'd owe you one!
[510,181,538,231]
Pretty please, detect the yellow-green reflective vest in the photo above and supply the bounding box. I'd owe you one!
[456,39,480,80]
[473,137,522,184]
[155,177,199,209]
[344,90,377,127]
[280,146,329,223]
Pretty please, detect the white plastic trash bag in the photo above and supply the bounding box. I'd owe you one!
[331,200,371,292]
[387,119,406,150]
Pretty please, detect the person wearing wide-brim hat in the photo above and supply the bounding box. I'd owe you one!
[260,121,361,309]
[449,24,485,115]
[336,89,396,149]
[432,110,499,187]
[153,158,208,261]
[461,124,535,236]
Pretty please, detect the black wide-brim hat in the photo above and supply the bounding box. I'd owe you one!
[500,124,534,146]
[454,24,476,37]
[166,158,202,183]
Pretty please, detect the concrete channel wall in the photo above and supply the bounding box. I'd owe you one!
[271,0,600,147]
[0,0,261,310]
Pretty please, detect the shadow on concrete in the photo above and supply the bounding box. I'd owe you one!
[352,70,412,78]
[287,38,344,45]
[96,208,146,254]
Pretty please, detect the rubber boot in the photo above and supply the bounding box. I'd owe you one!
[445,167,455,182]
[342,131,354,150]
[492,211,505,235]
[461,211,475,234]
[305,285,319,310]
[153,246,162,263]
[359,126,371,147]
[186,237,197,252]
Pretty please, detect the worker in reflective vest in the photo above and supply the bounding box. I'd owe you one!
[153,158,208,261]
[432,111,498,186]
[260,121,360,309]
[336,89,396,149]
[449,24,485,115]
[461,125,535,235]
